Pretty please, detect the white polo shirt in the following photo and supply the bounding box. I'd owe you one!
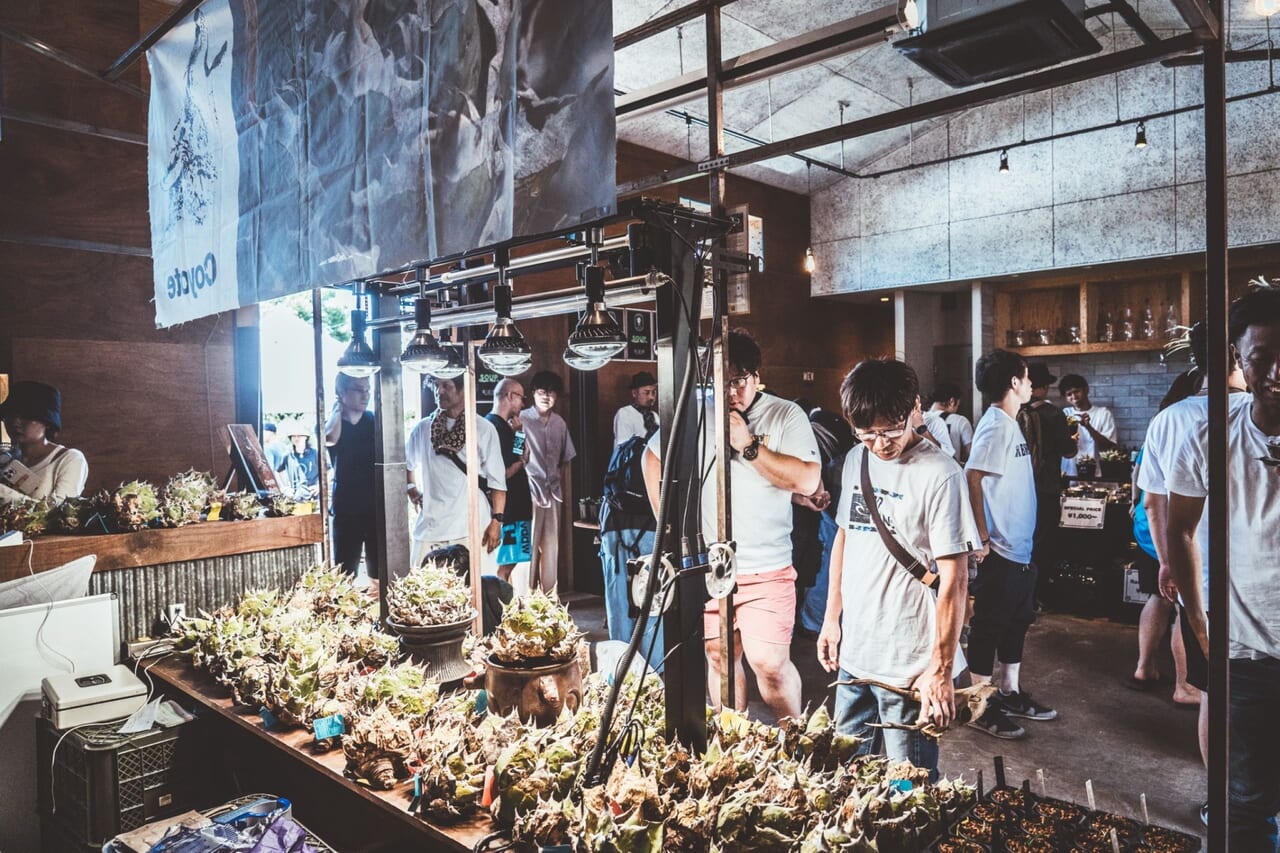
[646,393,819,575]
[405,412,507,544]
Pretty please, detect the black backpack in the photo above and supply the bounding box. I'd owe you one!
[599,434,656,533]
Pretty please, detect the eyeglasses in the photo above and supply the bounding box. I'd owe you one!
[725,373,757,391]
[854,421,909,443]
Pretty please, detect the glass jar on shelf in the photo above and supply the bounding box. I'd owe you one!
[1139,300,1155,341]
[1035,328,1052,346]
[1163,301,1182,340]
[1098,310,1115,343]
[1012,329,1028,347]
[1121,306,1135,341]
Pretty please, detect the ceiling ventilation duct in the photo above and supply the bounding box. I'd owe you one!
[895,0,1102,88]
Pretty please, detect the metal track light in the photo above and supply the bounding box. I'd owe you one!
[477,267,533,376]
[337,283,381,377]
[400,270,449,375]
[566,265,627,359]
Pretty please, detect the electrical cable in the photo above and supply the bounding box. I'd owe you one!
[27,540,77,674]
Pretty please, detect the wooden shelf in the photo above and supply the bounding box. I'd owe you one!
[1009,339,1171,357]
[0,514,323,582]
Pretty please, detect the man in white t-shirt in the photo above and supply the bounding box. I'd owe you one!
[1059,374,1118,476]
[613,371,658,447]
[924,382,974,464]
[816,359,978,779]
[406,375,507,570]
[965,349,1057,739]
[643,330,820,720]
[1165,287,1280,847]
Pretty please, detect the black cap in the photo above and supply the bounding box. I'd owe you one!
[1027,364,1057,388]
[630,370,657,390]
[0,381,62,432]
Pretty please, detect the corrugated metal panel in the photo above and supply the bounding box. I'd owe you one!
[89,545,321,643]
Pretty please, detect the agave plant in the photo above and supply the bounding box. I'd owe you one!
[386,559,474,627]
[343,703,418,789]
[267,495,300,517]
[0,496,54,536]
[48,496,94,534]
[159,469,216,527]
[109,480,160,531]
[481,590,583,667]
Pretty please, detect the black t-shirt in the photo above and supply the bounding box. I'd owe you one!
[485,413,532,522]
[329,411,376,514]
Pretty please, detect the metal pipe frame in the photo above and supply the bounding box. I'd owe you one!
[616,7,898,120]
[102,0,206,82]
[619,31,1207,196]
[1084,0,1160,46]
[614,0,740,52]
[1201,0,1229,847]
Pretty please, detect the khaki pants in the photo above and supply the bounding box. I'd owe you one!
[530,500,562,593]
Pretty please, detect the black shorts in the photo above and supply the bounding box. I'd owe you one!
[971,552,1038,630]
[1134,549,1159,596]
[1179,606,1209,692]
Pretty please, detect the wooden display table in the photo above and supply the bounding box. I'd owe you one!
[0,514,323,583]
[148,657,491,853]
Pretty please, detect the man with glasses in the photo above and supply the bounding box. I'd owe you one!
[816,359,978,779]
[406,375,507,570]
[486,379,531,586]
[965,349,1056,739]
[643,329,821,720]
[1165,286,1280,847]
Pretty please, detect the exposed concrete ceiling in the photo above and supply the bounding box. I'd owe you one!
[614,0,1270,195]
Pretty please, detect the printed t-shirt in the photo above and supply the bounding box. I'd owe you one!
[965,406,1036,564]
[1061,404,1117,475]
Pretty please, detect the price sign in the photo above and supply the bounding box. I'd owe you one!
[1059,496,1107,529]
[624,309,655,362]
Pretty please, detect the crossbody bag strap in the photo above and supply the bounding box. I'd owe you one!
[440,449,490,494]
[860,446,939,590]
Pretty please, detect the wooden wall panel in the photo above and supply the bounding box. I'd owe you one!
[11,338,236,492]
[0,244,233,350]
[0,123,149,247]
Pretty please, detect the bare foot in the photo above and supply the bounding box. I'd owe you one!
[1173,686,1202,705]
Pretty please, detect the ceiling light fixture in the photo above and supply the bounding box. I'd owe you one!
[477,253,533,377]
[898,0,921,29]
[998,149,1010,174]
[400,268,449,375]
[1257,0,1280,16]
[1134,121,1148,148]
[804,163,817,274]
[431,329,467,380]
[567,264,627,359]
[337,282,381,377]
[563,346,611,371]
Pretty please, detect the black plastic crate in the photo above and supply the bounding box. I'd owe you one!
[37,716,193,849]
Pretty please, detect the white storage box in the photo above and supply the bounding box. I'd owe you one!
[42,665,147,729]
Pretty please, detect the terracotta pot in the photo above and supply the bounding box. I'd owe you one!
[484,654,582,726]
[387,613,474,683]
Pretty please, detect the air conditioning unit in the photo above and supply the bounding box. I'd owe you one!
[895,0,1102,88]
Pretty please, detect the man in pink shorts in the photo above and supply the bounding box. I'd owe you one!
[644,330,821,720]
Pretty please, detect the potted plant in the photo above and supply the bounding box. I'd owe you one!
[385,559,476,682]
[480,591,583,726]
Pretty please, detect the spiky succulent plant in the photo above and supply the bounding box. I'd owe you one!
[224,491,263,520]
[267,495,300,517]
[109,480,160,531]
[387,559,474,627]
[0,496,54,536]
[158,469,215,527]
[343,703,418,789]
[482,590,582,666]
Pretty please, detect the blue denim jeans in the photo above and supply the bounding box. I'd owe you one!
[1229,656,1280,850]
[599,528,664,672]
[799,512,839,633]
[834,668,938,781]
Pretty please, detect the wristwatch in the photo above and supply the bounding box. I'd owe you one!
[491,513,505,523]
[742,435,761,461]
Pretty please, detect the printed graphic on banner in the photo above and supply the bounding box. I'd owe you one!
[147,0,616,327]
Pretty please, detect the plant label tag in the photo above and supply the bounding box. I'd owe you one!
[207,502,222,521]
[259,706,281,730]
[313,713,345,740]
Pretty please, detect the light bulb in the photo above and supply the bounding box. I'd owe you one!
[566,266,627,359]
[998,149,1009,174]
[563,347,610,371]
[901,0,920,28]
[478,283,533,373]
[1134,121,1147,149]
[400,298,449,374]
[1257,0,1280,16]
[803,247,816,274]
[337,309,381,377]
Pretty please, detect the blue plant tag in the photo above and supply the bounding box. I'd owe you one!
[259,707,281,730]
[891,779,914,793]
[313,713,345,740]
[474,690,488,715]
